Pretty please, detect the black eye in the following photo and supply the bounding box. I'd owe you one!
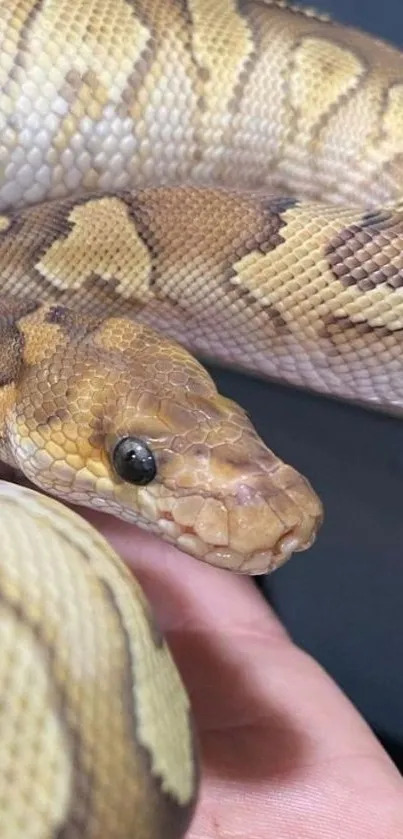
[112,437,157,485]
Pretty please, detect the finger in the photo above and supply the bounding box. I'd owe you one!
[85,512,403,839]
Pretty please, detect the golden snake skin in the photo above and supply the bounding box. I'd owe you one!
[0,481,197,839]
[1,0,403,837]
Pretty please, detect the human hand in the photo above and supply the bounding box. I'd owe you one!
[61,509,403,837]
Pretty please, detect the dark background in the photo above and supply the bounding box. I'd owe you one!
[206,0,403,770]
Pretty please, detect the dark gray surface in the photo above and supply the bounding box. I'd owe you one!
[311,0,402,45]
[206,0,403,766]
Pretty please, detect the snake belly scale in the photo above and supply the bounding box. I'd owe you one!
[0,0,403,836]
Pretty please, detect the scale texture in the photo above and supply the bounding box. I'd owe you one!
[1,0,403,837]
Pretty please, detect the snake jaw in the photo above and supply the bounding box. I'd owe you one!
[138,456,323,573]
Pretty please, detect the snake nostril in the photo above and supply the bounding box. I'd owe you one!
[276,527,305,559]
[276,512,321,559]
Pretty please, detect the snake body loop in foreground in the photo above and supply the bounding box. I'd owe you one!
[1,1,403,836]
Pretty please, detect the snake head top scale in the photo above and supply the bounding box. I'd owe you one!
[1,300,323,574]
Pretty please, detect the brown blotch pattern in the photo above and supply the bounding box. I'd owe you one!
[126,188,294,307]
[45,305,102,338]
[121,0,201,125]
[0,297,40,386]
[326,207,403,290]
[0,197,88,304]
[321,313,403,356]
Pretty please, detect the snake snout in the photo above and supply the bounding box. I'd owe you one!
[202,461,323,574]
[154,446,323,574]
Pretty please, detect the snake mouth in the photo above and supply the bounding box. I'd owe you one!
[200,512,322,574]
[157,487,323,575]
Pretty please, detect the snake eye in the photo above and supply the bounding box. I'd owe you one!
[112,437,157,485]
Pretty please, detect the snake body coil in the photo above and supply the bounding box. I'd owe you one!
[0,1,402,836]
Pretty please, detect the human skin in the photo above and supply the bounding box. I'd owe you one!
[83,509,403,839]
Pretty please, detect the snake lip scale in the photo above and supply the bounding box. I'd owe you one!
[1,0,402,836]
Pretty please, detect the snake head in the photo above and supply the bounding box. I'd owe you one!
[8,306,323,574]
[112,390,324,574]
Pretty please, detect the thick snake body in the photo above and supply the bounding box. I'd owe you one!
[1,1,403,836]
[0,481,196,839]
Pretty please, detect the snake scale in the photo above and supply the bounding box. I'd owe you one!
[0,0,402,836]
